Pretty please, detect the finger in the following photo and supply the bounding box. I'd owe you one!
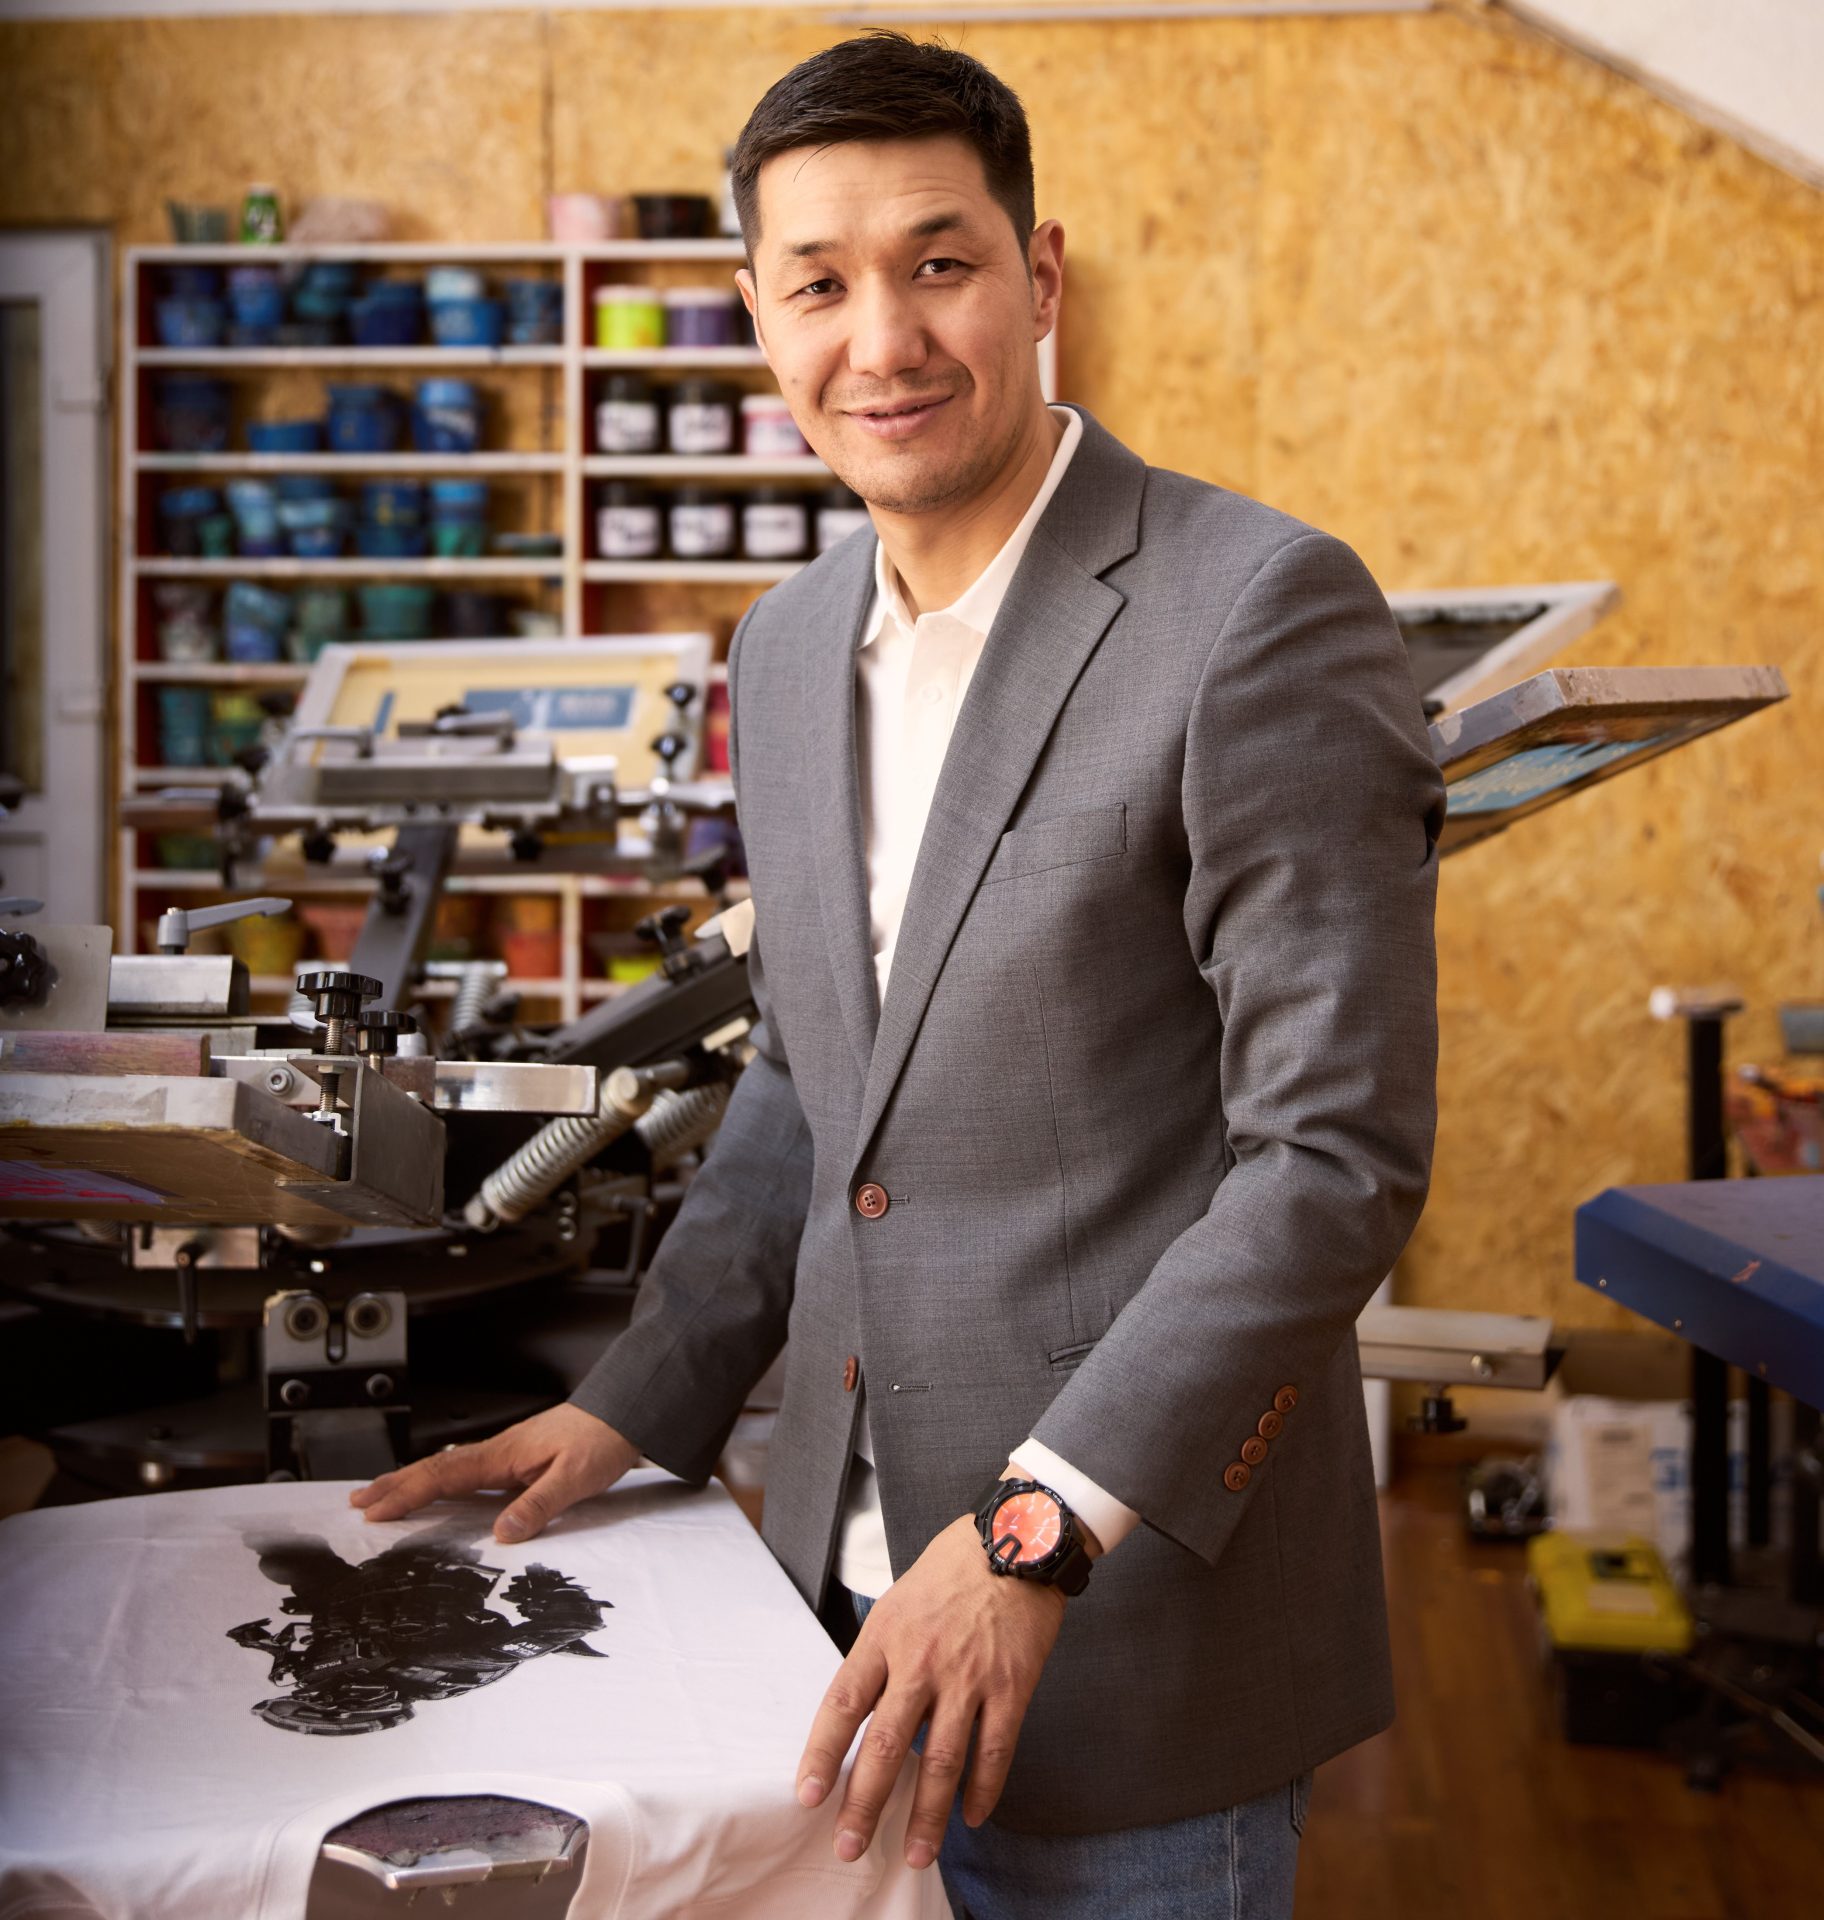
[797,1637,888,1811]
[494,1457,583,1543]
[902,1700,976,1870]
[834,1685,930,1865]
[961,1698,1031,1829]
[357,1444,505,1523]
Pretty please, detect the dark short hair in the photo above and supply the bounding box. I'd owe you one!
[732,33,1035,264]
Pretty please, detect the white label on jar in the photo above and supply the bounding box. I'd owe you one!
[670,502,736,557]
[742,503,808,559]
[816,508,872,553]
[743,414,806,458]
[598,505,662,558]
[596,399,661,454]
[668,402,735,456]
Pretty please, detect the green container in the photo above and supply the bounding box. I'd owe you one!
[209,692,267,766]
[357,582,435,640]
[197,513,237,559]
[293,586,352,636]
[432,520,487,559]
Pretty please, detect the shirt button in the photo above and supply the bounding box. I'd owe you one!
[1241,1436,1269,1467]
[854,1182,889,1218]
[1273,1386,1299,1415]
[1257,1410,1285,1441]
[1223,1462,1252,1493]
[842,1355,859,1393]
[920,683,945,706]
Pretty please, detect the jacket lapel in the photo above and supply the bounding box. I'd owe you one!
[802,530,883,1084]
[848,407,1147,1170]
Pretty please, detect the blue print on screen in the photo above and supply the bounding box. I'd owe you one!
[462,686,637,732]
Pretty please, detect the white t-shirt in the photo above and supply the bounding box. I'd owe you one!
[0,1474,950,1920]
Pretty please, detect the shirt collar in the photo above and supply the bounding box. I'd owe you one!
[859,404,1082,650]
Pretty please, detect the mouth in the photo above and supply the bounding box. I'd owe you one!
[845,393,953,441]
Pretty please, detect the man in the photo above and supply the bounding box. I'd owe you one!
[354,32,1445,1918]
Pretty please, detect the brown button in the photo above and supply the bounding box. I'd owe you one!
[1241,1436,1269,1466]
[1257,1410,1285,1441]
[854,1182,889,1219]
[842,1354,859,1393]
[1273,1386,1299,1415]
[1223,1461,1252,1493]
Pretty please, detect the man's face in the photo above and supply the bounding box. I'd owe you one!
[736,135,1061,516]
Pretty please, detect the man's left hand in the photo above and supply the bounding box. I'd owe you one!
[795,1504,1086,1871]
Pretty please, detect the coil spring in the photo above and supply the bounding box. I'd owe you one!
[448,961,494,1037]
[635,1082,730,1169]
[470,1074,642,1228]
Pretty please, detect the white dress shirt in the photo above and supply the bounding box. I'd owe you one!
[834,405,1143,1599]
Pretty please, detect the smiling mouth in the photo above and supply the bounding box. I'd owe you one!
[849,395,950,420]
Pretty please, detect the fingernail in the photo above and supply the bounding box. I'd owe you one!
[906,1840,935,1870]
[496,1517,528,1543]
[797,1776,825,1808]
[835,1830,864,1863]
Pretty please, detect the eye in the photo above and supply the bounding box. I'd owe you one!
[795,277,839,299]
[916,257,965,278]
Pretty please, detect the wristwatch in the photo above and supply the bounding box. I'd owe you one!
[974,1477,1094,1596]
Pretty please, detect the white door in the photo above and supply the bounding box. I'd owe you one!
[0,231,110,924]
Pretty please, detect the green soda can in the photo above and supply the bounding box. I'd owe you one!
[241,184,282,245]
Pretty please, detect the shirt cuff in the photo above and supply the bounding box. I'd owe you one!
[1007,1437,1142,1557]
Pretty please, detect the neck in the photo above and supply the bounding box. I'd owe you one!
[871,403,1063,619]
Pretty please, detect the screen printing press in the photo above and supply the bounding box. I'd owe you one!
[0,606,1791,1898]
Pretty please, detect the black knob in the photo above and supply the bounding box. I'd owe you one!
[355,1009,417,1059]
[650,730,688,771]
[300,828,337,865]
[296,970,382,1025]
[664,681,697,715]
[0,930,50,1008]
[509,829,543,864]
[634,904,692,967]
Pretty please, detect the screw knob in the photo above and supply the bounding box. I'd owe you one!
[0,930,51,1008]
[354,1009,417,1060]
[296,970,382,1026]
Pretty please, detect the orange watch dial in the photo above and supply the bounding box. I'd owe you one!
[988,1489,1063,1567]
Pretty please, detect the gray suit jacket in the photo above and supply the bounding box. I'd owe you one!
[573,405,1445,1834]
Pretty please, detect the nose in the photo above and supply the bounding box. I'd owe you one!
[844,272,929,387]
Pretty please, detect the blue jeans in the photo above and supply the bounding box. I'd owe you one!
[850,1593,1309,1919]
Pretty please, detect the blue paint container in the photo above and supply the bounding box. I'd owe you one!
[157,687,214,766]
[248,419,324,455]
[155,299,227,348]
[355,523,430,559]
[428,478,489,514]
[276,474,339,502]
[160,265,224,302]
[429,297,505,349]
[349,293,425,348]
[361,479,425,526]
[411,377,481,453]
[425,266,485,304]
[326,386,404,454]
[153,375,231,452]
[224,579,292,633]
[227,266,286,331]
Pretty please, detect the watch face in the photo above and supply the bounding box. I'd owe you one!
[987,1489,1063,1569]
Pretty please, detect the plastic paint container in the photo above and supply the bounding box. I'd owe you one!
[413,378,481,453]
[240,185,282,246]
[326,386,404,455]
[349,293,425,348]
[548,193,621,243]
[631,194,714,241]
[595,481,661,559]
[248,419,324,455]
[157,687,213,767]
[595,373,661,454]
[430,297,505,350]
[667,486,736,560]
[153,375,232,454]
[594,284,664,351]
[662,288,734,349]
[665,379,736,456]
[358,583,436,640]
[741,486,809,561]
[740,392,808,459]
[155,299,227,349]
[227,266,285,331]
[361,479,425,527]
[815,482,870,553]
[426,266,486,305]
[355,523,430,559]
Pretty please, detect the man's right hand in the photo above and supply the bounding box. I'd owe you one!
[348,1403,641,1544]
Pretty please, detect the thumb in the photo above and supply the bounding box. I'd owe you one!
[495,1460,576,1544]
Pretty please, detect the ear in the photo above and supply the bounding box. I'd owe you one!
[734,265,759,322]
[1028,219,1065,343]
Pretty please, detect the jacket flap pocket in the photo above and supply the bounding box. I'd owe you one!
[985,802,1126,886]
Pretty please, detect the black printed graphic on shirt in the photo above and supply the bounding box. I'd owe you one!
[226,1534,612,1735]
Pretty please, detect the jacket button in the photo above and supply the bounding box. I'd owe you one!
[1273,1385,1299,1415]
[1241,1436,1269,1466]
[854,1182,889,1219]
[842,1355,859,1393]
[1223,1461,1252,1493]
[1257,1410,1285,1441]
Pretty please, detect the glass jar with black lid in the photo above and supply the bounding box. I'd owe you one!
[741,485,810,561]
[667,484,737,559]
[664,379,737,456]
[596,479,662,559]
[596,372,661,455]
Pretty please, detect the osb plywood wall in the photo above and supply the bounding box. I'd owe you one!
[1,5,1817,1342]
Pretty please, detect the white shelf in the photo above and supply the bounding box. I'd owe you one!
[582,348,767,371]
[141,347,564,370]
[134,662,307,685]
[583,559,800,585]
[581,455,828,480]
[139,452,564,475]
[132,241,745,266]
[135,557,562,580]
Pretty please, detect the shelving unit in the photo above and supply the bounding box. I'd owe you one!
[119,238,1057,1018]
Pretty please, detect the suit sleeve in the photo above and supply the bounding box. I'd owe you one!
[1030,530,1445,1567]
[568,607,815,1481]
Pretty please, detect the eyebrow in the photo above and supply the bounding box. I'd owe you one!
[780,211,972,262]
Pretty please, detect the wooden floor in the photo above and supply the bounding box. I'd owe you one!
[1294,1464,1824,1920]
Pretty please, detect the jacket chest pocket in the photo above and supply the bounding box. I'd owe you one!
[980,802,1127,887]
